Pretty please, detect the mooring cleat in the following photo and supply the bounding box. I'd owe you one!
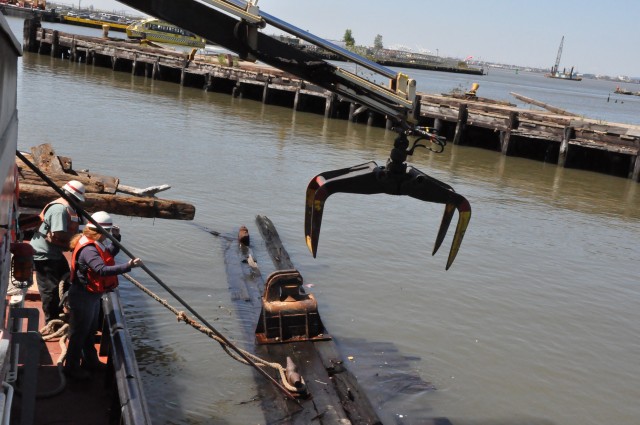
[304,132,471,270]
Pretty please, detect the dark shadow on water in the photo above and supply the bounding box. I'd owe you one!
[335,337,556,425]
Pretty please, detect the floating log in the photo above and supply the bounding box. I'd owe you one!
[510,92,576,116]
[219,216,385,424]
[19,184,195,220]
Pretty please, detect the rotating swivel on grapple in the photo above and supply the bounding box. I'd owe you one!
[305,129,471,270]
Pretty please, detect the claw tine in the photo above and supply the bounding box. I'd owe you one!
[445,201,471,270]
[305,174,327,252]
[304,181,320,242]
[307,192,327,257]
[433,203,456,256]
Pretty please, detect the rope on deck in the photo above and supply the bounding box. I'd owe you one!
[121,273,300,393]
[40,278,69,364]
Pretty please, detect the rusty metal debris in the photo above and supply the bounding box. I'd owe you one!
[255,269,330,344]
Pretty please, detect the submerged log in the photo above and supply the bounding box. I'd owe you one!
[19,184,195,220]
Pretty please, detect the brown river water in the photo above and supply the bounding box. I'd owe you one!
[7,16,640,425]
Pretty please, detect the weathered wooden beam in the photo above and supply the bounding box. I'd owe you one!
[570,138,639,155]
[632,151,640,182]
[16,168,105,193]
[19,184,195,220]
[261,80,270,103]
[453,103,468,145]
[30,144,64,174]
[500,111,518,155]
[466,112,510,131]
[73,170,119,193]
[518,111,571,126]
[324,93,335,118]
[510,92,576,116]
[117,184,171,197]
[558,126,573,167]
[574,129,640,147]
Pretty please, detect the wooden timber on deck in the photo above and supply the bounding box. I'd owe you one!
[17,144,195,220]
[23,21,640,183]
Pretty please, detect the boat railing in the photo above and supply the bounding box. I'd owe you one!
[101,290,152,425]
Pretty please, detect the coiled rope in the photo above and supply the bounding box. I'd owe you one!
[121,273,300,393]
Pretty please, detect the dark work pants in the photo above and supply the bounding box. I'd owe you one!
[33,258,70,323]
[66,283,102,371]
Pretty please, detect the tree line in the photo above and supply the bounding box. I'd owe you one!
[343,29,383,52]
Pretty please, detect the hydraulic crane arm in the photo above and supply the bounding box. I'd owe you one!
[116,0,471,271]
[116,0,418,126]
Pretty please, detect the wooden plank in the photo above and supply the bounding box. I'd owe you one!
[16,161,106,192]
[465,112,510,131]
[573,129,640,147]
[18,184,195,220]
[510,92,577,116]
[74,170,119,193]
[570,139,639,155]
[117,184,171,197]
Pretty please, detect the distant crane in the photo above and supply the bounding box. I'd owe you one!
[546,36,581,81]
[551,35,564,75]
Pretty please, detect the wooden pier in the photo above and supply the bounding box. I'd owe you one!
[23,20,640,183]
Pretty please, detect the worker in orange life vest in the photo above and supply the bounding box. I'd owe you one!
[30,180,86,325]
[64,211,142,380]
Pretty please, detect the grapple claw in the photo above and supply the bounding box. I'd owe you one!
[304,162,379,257]
[304,132,472,270]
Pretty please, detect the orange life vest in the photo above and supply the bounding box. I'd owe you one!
[39,197,81,240]
[71,235,119,293]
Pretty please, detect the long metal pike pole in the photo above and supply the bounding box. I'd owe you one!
[16,150,299,403]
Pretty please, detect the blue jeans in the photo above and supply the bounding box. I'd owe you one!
[66,283,103,370]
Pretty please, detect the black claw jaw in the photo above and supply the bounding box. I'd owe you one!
[304,131,471,270]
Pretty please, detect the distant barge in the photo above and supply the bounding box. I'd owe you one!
[376,58,484,75]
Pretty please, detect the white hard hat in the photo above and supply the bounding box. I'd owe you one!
[62,180,86,202]
[87,211,113,230]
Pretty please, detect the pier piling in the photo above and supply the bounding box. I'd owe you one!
[23,21,640,183]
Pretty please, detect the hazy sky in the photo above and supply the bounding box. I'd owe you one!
[89,0,639,77]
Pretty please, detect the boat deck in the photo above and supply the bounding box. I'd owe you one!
[7,285,114,425]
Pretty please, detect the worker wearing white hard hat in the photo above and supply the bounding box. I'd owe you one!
[65,211,142,380]
[62,180,86,202]
[30,179,86,325]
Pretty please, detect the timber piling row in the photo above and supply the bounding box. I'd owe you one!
[23,21,640,182]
